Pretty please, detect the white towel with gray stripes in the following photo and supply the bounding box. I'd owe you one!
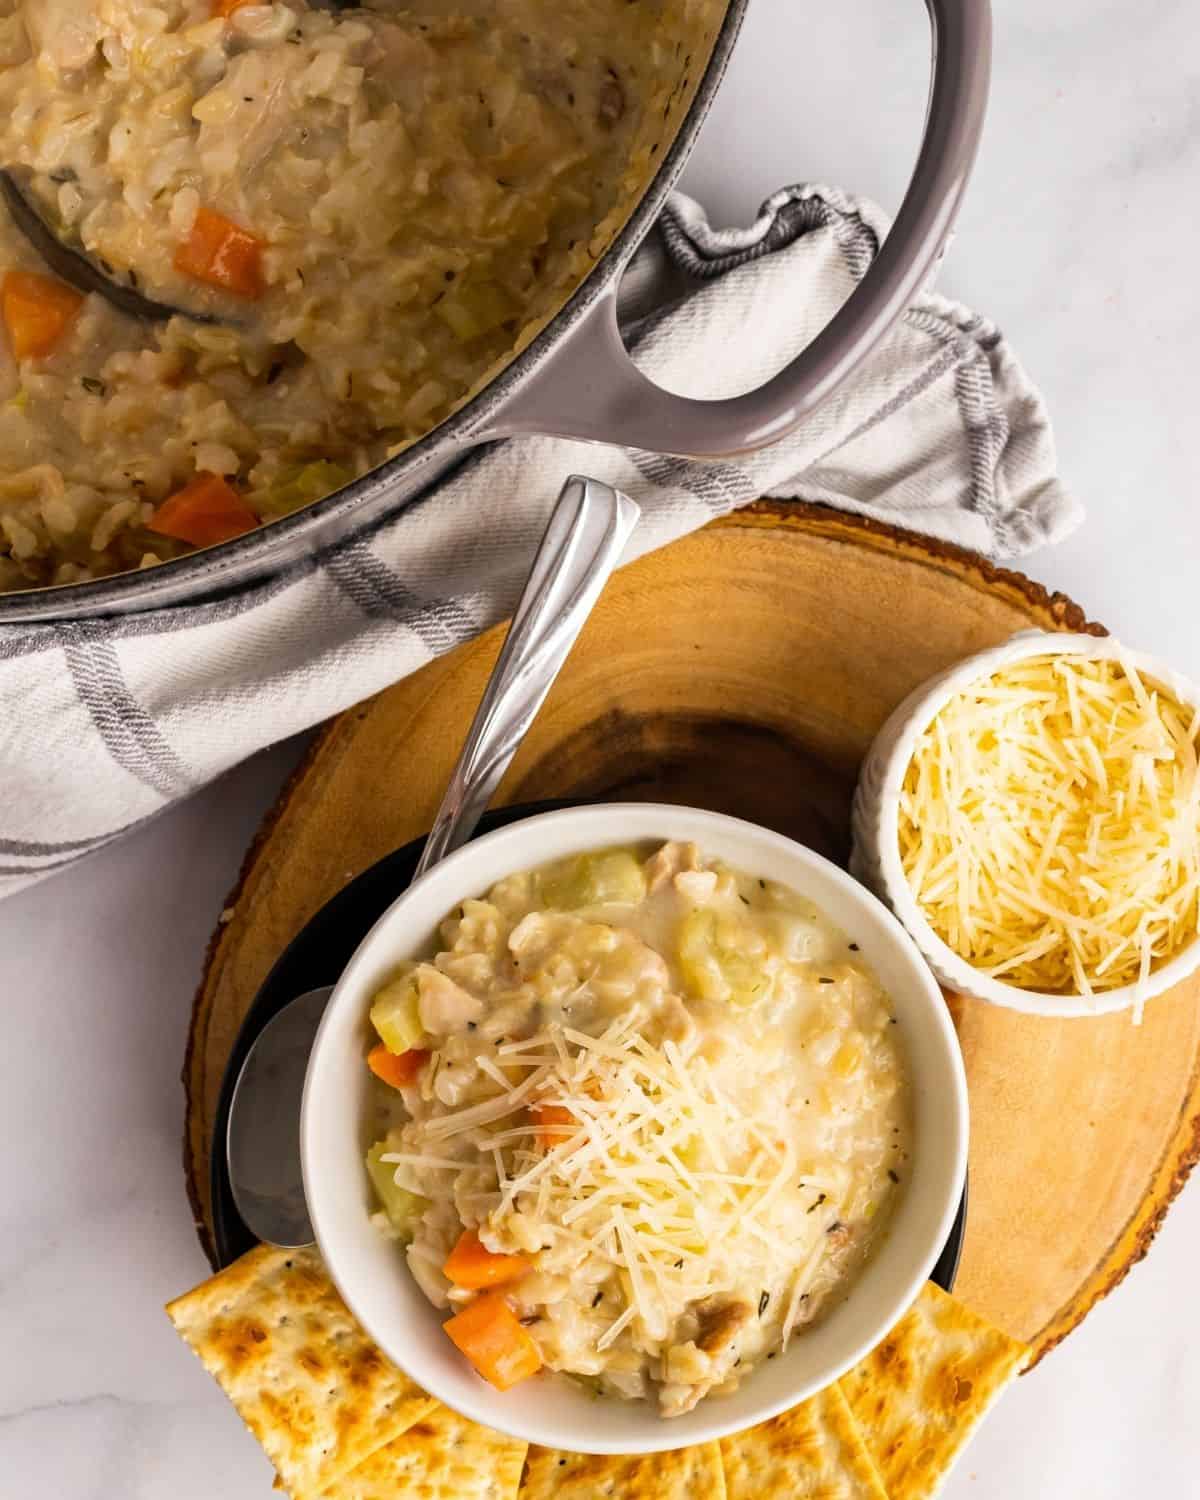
[0,183,1082,891]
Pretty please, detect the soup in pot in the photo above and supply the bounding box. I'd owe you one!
[0,0,718,589]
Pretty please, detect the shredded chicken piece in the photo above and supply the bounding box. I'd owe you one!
[645,839,702,893]
[416,965,483,1034]
[659,1298,754,1416]
[696,1296,754,1357]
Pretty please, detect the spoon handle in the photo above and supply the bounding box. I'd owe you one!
[413,475,639,880]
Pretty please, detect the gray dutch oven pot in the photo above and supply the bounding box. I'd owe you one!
[1,0,991,623]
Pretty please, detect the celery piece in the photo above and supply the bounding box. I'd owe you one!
[540,849,648,910]
[435,280,515,342]
[369,972,424,1054]
[258,460,351,516]
[365,1141,426,1235]
[435,297,482,342]
[677,908,769,1008]
[678,908,726,1001]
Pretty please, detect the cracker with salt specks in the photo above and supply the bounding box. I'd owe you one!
[322,1401,526,1500]
[839,1281,1031,1500]
[165,1244,435,1499]
[720,1382,887,1500]
[520,1439,727,1500]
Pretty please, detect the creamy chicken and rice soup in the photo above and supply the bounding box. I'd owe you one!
[0,0,713,589]
[362,840,911,1415]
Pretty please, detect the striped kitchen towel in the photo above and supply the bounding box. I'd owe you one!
[0,183,1082,891]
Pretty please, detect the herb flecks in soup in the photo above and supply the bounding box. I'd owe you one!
[363,840,911,1416]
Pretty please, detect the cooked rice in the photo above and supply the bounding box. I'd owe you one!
[0,0,719,589]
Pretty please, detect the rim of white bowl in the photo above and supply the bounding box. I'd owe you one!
[869,631,1200,1018]
[300,803,969,1452]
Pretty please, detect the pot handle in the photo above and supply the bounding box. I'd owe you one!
[476,0,991,459]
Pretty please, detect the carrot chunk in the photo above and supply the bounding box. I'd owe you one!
[174,207,266,299]
[366,1044,429,1089]
[147,473,259,547]
[211,0,257,15]
[1,271,83,359]
[443,1291,543,1391]
[443,1229,531,1291]
[531,1100,577,1152]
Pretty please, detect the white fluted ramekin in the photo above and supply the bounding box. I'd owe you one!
[851,630,1200,1018]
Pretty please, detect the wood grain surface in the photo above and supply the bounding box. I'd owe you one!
[182,501,1200,1365]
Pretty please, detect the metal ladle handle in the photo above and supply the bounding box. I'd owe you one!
[412,475,640,880]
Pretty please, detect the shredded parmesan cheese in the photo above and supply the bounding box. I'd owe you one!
[899,652,1200,1010]
[419,1011,824,1347]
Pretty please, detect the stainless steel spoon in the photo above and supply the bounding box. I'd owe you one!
[225,474,640,1247]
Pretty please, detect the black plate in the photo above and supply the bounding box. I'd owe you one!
[210,800,967,1288]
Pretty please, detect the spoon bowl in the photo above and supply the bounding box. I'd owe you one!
[226,986,332,1248]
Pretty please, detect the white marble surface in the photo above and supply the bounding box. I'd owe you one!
[2,0,1198,1494]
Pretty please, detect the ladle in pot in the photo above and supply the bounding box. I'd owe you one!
[0,170,222,324]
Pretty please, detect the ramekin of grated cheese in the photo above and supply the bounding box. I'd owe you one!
[852,630,1200,1021]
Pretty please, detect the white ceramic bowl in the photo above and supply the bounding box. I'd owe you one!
[302,803,968,1454]
[852,630,1200,1018]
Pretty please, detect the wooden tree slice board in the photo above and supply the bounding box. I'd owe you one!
[183,501,1200,1367]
